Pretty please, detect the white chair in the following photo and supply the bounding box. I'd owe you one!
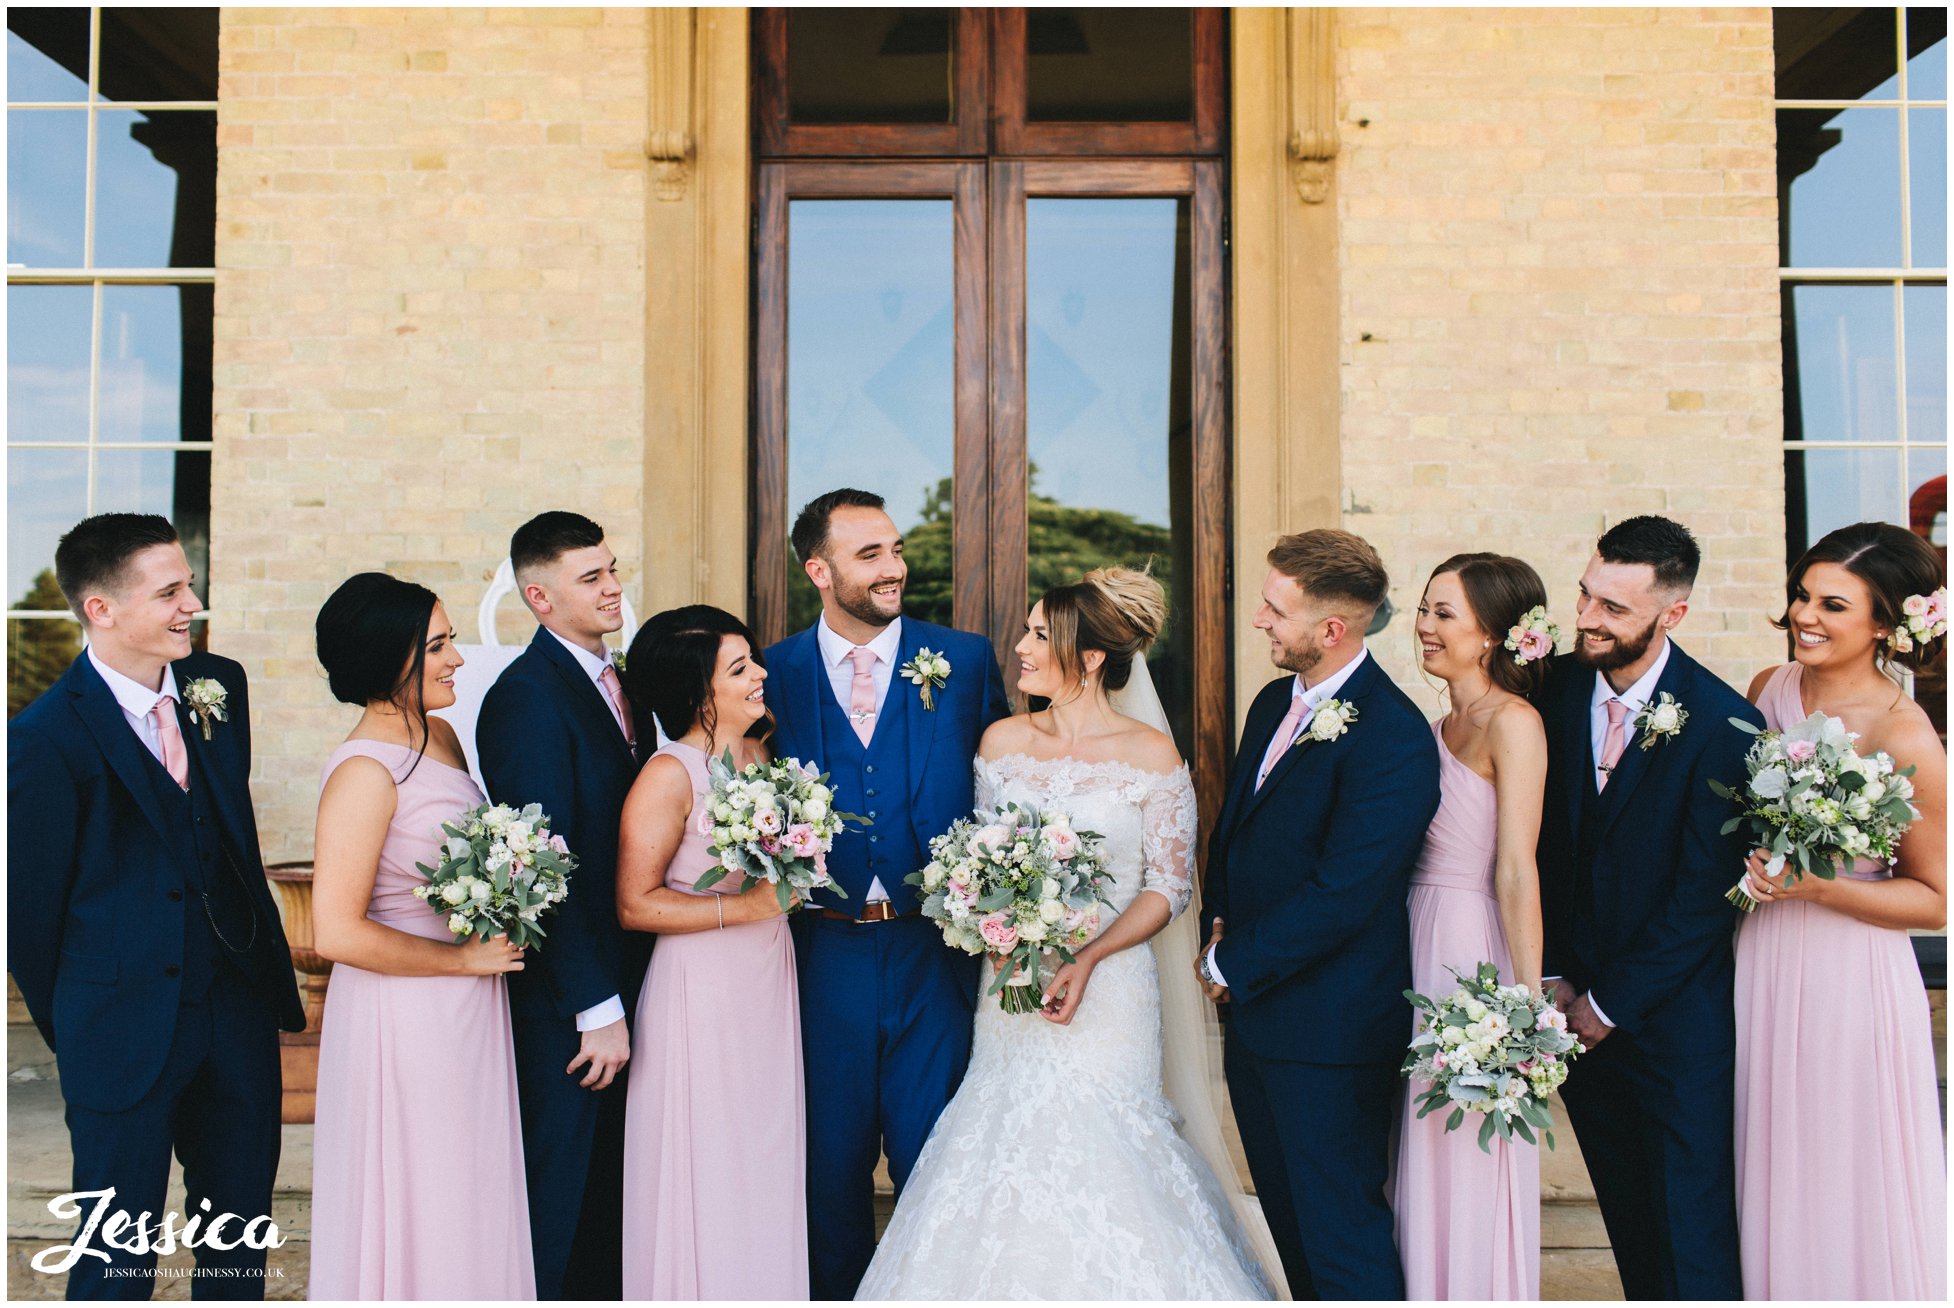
[433,560,642,792]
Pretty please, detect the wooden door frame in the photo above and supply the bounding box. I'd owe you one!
[750,162,991,646]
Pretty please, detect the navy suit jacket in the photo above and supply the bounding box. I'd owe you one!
[1536,643,1760,1043]
[476,628,644,1020]
[1205,653,1441,1066]
[763,616,1009,901]
[8,651,303,1114]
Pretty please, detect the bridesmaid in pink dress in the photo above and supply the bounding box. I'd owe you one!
[1733,522,1946,1301]
[308,575,534,1299]
[1395,554,1552,1299]
[615,606,806,1300]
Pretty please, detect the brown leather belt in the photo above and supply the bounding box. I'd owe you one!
[817,902,913,924]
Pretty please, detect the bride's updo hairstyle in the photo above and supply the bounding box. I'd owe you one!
[1039,565,1168,693]
[1427,552,1552,698]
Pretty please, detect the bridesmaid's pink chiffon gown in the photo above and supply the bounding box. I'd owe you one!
[309,741,535,1300]
[621,741,808,1300]
[1393,720,1540,1299]
[1733,663,1946,1300]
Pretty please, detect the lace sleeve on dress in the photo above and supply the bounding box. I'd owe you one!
[973,756,996,812]
[1139,768,1197,921]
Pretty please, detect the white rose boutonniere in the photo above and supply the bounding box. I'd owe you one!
[1307,697,1357,743]
[183,677,230,741]
[1634,691,1687,751]
[900,648,951,711]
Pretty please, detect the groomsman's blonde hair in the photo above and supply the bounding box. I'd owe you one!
[1267,530,1389,625]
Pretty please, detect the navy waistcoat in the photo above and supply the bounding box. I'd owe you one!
[817,679,925,910]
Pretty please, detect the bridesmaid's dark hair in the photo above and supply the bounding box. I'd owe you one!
[1775,521,1946,675]
[315,571,443,776]
[1427,553,1553,698]
[624,605,772,745]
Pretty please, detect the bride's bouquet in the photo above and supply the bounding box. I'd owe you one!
[415,801,573,949]
[690,750,864,914]
[910,801,1117,1014]
[1403,963,1584,1152]
[1711,712,1920,912]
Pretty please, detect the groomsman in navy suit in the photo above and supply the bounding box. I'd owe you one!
[1199,529,1440,1300]
[1535,515,1757,1300]
[476,512,646,1299]
[8,514,304,1298]
[763,489,1009,1300]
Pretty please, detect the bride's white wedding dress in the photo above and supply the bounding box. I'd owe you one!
[855,752,1278,1301]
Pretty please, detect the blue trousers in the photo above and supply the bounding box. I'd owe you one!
[58,975,282,1301]
[798,915,974,1301]
[1225,1029,1406,1301]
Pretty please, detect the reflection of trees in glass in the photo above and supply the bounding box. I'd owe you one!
[9,571,81,718]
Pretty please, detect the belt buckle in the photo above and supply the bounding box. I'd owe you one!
[857,900,896,923]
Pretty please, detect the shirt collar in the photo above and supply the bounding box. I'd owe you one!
[1292,646,1369,708]
[817,614,903,671]
[1590,636,1672,715]
[546,627,615,683]
[88,646,181,719]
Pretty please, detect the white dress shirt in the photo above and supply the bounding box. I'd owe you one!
[1542,636,1674,1031]
[815,615,903,903]
[88,647,180,766]
[543,629,628,1033]
[1206,648,1372,989]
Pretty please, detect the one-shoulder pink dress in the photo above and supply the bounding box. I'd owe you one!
[309,740,534,1301]
[1393,719,1539,1300]
[620,741,807,1300]
[1733,663,1945,1300]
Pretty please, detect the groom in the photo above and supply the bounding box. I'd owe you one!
[1199,529,1439,1300]
[1536,515,1756,1299]
[764,488,1009,1300]
[9,513,304,1298]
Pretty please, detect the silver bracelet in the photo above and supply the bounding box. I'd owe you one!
[716,896,724,930]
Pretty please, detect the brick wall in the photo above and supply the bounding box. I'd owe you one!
[1335,7,1786,704]
[212,7,648,861]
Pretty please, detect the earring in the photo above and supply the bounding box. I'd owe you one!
[1079,677,1088,689]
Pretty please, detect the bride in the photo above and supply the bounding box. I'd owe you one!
[856,567,1286,1301]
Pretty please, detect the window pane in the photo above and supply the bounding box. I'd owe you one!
[97,8,218,104]
[1027,9,1193,122]
[99,284,214,443]
[94,449,211,599]
[1774,8,1900,101]
[1025,197,1192,750]
[6,21,88,103]
[8,447,88,607]
[1906,11,1946,101]
[10,615,84,718]
[1908,109,1945,267]
[94,110,216,268]
[1906,285,1947,442]
[8,284,93,444]
[1786,446,1903,560]
[787,9,953,125]
[7,108,86,267]
[1783,284,1898,442]
[1779,108,1904,268]
[785,200,955,631]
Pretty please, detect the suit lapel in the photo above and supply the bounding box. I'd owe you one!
[65,655,181,853]
[792,629,829,763]
[1595,644,1692,834]
[533,629,634,767]
[1238,659,1375,825]
[1558,669,1592,840]
[896,623,939,803]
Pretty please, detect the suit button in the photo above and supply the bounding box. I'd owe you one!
[868,810,878,819]
[167,890,183,902]
[865,765,877,774]
[164,965,181,978]
[196,816,206,825]
[869,835,880,844]
[866,788,878,798]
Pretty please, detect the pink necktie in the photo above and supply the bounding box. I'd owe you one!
[1255,692,1309,791]
[153,696,190,791]
[1597,697,1628,788]
[598,664,635,747]
[847,647,879,745]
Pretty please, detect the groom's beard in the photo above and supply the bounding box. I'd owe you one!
[831,570,903,629]
[1572,613,1660,672]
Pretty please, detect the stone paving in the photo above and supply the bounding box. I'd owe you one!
[10,992,1942,1300]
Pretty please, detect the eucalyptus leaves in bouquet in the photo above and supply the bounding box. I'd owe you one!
[414,801,573,949]
[1403,963,1585,1152]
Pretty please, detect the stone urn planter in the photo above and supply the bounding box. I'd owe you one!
[266,861,332,1124]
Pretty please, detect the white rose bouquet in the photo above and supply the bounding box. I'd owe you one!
[908,801,1116,1015]
[690,751,865,914]
[414,801,574,950]
[1711,711,1921,912]
[1403,963,1584,1151]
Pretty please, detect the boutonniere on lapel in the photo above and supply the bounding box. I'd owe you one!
[610,647,627,674]
[1306,697,1358,743]
[1633,691,1687,751]
[183,677,230,741]
[899,648,951,711]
